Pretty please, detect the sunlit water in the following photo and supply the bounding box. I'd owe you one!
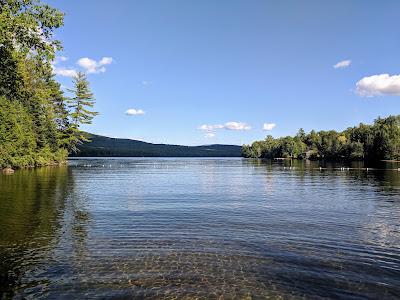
[1,158,400,299]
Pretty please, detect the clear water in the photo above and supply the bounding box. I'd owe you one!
[1,158,399,299]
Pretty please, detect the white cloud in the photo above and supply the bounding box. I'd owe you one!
[52,56,68,65]
[204,133,215,138]
[263,123,276,131]
[125,108,145,115]
[51,55,112,76]
[99,57,113,65]
[77,58,97,73]
[224,122,251,131]
[77,57,113,74]
[51,57,77,77]
[53,67,77,77]
[198,124,225,131]
[142,80,152,86]
[356,74,400,97]
[198,122,251,132]
[333,59,351,69]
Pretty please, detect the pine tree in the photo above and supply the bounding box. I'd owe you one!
[67,72,98,152]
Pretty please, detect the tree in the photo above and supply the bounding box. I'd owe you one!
[347,141,364,160]
[296,128,306,142]
[373,116,400,160]
[67,72,98,152]
[305,130,320,150]
[242,115,400,162]
[241,145,251,157]
[0,0,64,100]
[0,0,70,168]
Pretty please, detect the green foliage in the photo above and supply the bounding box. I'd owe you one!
[0,0,64,62]
[372,116,400,160]
[0,1,97,168]
[0,96,36,168]
[242,115,400,162]
[67,72,98,152]
[0,96,69,168]
[68,72,98,125]
[242,135,306,159]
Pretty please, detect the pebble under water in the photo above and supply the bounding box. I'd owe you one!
[0,158,399,299]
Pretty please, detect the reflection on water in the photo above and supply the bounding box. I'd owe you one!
[0,167,71,298]
[0,158,399,299]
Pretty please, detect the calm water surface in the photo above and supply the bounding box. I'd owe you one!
[0,158,400,299]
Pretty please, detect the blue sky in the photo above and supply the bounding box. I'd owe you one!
[49,0,400,145]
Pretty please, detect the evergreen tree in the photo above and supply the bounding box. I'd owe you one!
[67,72,98,152]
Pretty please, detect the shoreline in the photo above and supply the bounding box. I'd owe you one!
[1,161,67,174]
[3,158,399,174]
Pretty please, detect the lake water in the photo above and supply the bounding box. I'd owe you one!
[1,158,400,299]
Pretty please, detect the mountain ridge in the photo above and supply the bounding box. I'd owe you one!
[71,133,242,157]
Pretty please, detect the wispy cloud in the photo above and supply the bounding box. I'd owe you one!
[198,124,224,131]
[204,133,216,138]
[142,80,151,85]
[333,59,351,69]
[224,122,251,131]
[199,121,251,132]
[263,123,276,131]
[356,74,400,97]
[77,57,113,74]
[125,108,145,115]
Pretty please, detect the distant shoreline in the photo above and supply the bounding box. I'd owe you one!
[73,133,242,158]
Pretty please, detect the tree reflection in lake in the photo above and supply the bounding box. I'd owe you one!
[0,166,92,298]
[0,158,399,299]
[0,167,69,297]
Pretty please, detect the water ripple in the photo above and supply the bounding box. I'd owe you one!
[0,158,399,299]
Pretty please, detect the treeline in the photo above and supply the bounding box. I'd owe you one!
[73,133,242,157]
[0,0,97,169]
[242,115,400,161]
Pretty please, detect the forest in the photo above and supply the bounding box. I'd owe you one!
[0,0,97,169]
[73,133,242,157]
[242,115,400,162]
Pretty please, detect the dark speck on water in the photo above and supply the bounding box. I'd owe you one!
[0,158,399,299]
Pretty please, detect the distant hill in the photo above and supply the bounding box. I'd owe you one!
[71,133,242,157]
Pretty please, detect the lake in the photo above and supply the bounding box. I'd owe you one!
[1,158,399,299]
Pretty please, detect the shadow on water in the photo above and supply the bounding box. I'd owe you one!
[246,158,400,191]
[0,166,91,298]
[0,159,399,298]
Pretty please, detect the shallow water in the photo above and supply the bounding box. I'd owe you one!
[0,158,399,299]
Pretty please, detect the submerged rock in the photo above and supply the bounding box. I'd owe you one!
[2,167,15,174]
